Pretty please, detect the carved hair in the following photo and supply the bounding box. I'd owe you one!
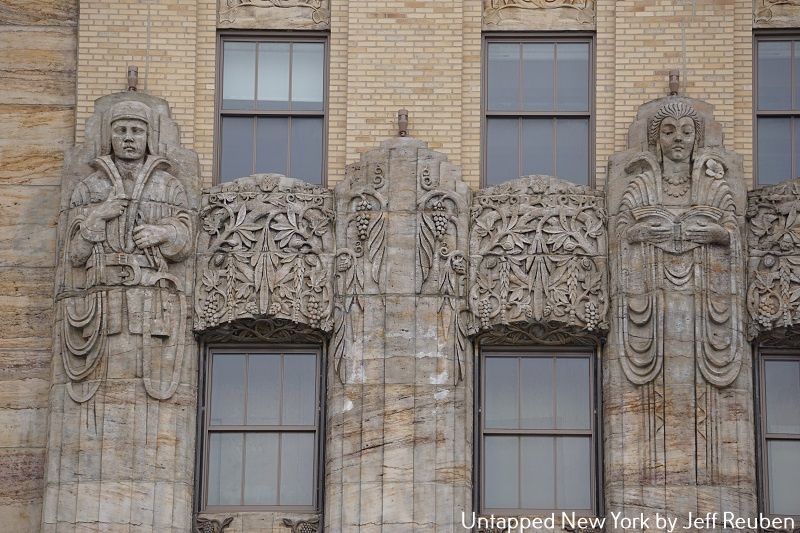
[647,101,705,152]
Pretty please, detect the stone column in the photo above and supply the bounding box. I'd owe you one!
[43,92,200,532]
[326,138,473,532]
[605,96,756,530]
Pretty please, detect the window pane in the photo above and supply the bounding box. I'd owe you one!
[243,433,279,505]
[486,118,520,186]
[520,357,553,429]
[221,117,254,183]
[207,432,244,506]
[485,356,519,429]
[255,117,289,176]
[282,353,317,425]
[223,42,256,110]
[758,117,792,185]
[290,117,324,184]
[484,436,519,509]
[759,40,792,110]
[556,356,591,430]
[210,353,245,425]
[768,439,800,515]
[521,436,555,509]
[557,436,592,509]
[257,42,290,110]
[280,433,315,506]
[488,43,520,111]
[556,42,590,112]
[556,118,589,185]
[521,118,554,177]
[246,353,281,426]
[291,43,325,111]
[522,43,554,111]
[765,359,800,434]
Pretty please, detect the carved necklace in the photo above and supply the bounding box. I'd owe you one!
[662,172,690,197]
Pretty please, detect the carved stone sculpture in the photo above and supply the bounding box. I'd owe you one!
[44,92,201,531]
[282,516,320,532]
[755,0,800,25]
[605,96,754,528]
[195,516,234,533]
[469,175,608,346]
[219,0,329,29]
[483,0,595,29]
[194,174,334,336]
[747,178,800,342]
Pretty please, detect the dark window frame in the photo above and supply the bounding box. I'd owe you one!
[197,344,326,514]
[477,345,601,517]
[754,32,800,186]
[481,32,596,188]
[756,347,800,520]
[214,32,329,185]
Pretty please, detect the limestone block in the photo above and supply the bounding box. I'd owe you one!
[482,0,595,30]
[0,0,76,25]
[217,0,329,30]
[0,26,75,105]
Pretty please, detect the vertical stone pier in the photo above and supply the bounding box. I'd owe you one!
[326,138,473,532]
[605,96,756,530]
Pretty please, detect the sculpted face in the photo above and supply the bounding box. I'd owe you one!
[659,116,695,164]
[111,118,148,161]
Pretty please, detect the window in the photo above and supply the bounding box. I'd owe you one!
[759,350,800,517]
[217,36,326,184]
[483,37,593,187]
[756,35,800,185]
[201,348,322,511]
[479,349,597,514]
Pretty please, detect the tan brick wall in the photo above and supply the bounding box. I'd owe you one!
[0,2,77,531]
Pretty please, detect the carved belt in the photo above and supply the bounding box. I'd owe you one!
[86,252,153,286]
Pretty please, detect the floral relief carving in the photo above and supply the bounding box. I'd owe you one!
[747,179,800,339]
[220,0,329,25]
[469,176,608,340]
[194,174,334,335]
[195,517,234,533]
[484,0,595,25]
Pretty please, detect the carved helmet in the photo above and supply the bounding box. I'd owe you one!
[647,100,705,161]
[100,100,161,157]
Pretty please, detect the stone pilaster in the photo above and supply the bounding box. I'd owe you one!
[326,137,473,532]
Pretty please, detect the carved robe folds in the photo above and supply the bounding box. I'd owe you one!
[614,151,743,387]
[64,154,193,401]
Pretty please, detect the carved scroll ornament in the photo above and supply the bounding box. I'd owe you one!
[194,174,334,335]
[469,175,608,342]
[747,179,800,339]
[220,0,329,25]
[484,0,595,25]
[755,0,800,23]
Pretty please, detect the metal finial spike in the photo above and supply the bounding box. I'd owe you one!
[669,69,680,96]
[398,108,409,137]
[127,65,139,92]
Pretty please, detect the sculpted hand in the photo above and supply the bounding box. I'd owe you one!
[133,224,171,249]
[627,221,673,243]
[684,222,730,245]
[90,197,128,222]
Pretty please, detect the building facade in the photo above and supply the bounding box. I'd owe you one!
[2,1,800,532]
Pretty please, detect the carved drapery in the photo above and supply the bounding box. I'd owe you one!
[194,174,335,336]
[469,176,608,344]
[747,179,800,341]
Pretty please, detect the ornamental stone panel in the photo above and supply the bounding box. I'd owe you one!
[482,0,596,30]
[218,0,330,29]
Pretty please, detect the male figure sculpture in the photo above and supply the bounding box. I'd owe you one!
[62,99,194,402]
